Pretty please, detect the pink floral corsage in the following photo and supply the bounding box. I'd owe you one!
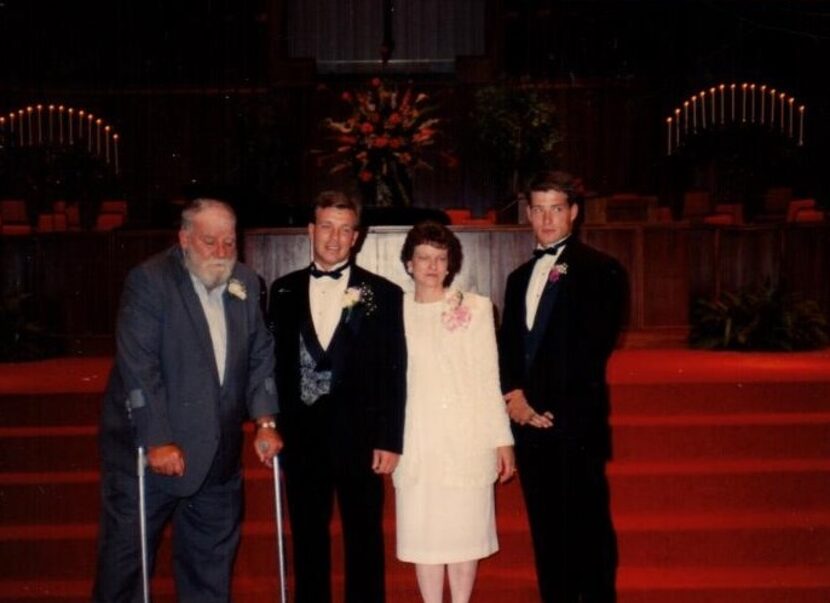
[548,263,568,284]
[441,290,472,331]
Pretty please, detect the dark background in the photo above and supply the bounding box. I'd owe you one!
[0,0,827,228]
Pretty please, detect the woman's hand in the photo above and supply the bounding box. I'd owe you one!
[496,445,516,483]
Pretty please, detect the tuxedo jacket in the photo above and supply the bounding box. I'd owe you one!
[267,265,406,468]
[99,247,279,496]
[498,238,627,459]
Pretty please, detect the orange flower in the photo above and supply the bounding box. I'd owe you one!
[358,169,374,182]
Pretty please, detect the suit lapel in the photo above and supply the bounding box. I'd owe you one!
[222,268,245,389]
[171,250,221,386]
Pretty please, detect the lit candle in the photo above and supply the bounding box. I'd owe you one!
[760,85,766,124]
[96,118,102,155]
[719,84,725,123]
[0,117,5,146]
[779,93,785,132]
[750,84,756,122]
[105,125,111,162]
[36,104,42,143]
[788,98,794,138]
[741,83,747,122]
[9,113,15,140]
[18,110,24,145]
[709,86,718,126]
[59,105,65,144]
[88,115,94,152]
[770,90,776,127]
[675,108,681,146]
[730,84,736,121]
[113,133,119,174]
[68,108,74,144]
[667,117,672,155]
[683,101,689,134]
[78,110,85,139]
[700,90,706,128]
[798,105,804,146]
[48,105,54,142]
[26,106,33,145]
[692,95,697,131]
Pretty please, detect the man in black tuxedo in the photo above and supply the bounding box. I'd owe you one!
[93,199,282,603]
[498,172,627,602]
[267,191,406,603]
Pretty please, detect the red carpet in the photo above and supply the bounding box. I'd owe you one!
[1,349,830,602]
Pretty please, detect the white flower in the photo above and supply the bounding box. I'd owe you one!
[228,279,247,300]
[343,286,362,309]
[548,263,568,284]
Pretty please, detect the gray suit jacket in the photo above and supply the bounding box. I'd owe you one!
[99,246,278,496]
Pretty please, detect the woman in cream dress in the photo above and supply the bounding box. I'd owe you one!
[394,222,515,603]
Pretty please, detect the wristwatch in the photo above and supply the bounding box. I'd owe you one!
[256,419,277,430]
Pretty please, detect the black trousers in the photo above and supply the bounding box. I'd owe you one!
[92,457,243,603]
[281,401,386,603]
[515,436,618,603]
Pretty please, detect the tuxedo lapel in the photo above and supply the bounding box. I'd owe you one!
[296,271,328,366]
[525,247,571,368]
[171,251,221,386]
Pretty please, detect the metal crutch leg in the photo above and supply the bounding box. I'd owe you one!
[272,454,288,603]
[137,446,150,603]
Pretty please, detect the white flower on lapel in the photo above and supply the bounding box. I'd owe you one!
[227,278,247,300]
[342,283,376,321]
[548,263,568,284]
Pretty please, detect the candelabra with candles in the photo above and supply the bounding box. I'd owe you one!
[665,83,805,156]
[1,102,121,174]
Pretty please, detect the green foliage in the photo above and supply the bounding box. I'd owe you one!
[472,83,562,186]
[690,283,829,351]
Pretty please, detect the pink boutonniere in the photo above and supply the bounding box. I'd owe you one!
[548,263,568,284]
[441,290,472,331]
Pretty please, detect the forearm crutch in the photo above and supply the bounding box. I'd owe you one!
[137,446,150,603]
[272,454,288,603]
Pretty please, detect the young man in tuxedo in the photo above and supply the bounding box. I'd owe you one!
[498,172,627,602]
[93,199,282,603]
[267,191,406,603]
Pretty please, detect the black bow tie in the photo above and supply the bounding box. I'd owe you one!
[309,262,349,280]
[532,240,567,260]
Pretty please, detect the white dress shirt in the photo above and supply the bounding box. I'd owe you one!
[190,275,228,384]
[309,263,351,350]
[525,240,568,330]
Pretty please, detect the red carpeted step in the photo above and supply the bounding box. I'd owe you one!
[0,394,101,427]
[611,382,830,415]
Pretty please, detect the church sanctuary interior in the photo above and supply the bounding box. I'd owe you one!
[1,1,828,601]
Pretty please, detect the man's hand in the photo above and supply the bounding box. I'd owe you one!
[504,389,554,429]
[372,449,400,474]
[254,426,284,468]
[496,445,516,483]
[147,444,185,476]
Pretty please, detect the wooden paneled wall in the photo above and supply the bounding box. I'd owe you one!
[2,223,826,354]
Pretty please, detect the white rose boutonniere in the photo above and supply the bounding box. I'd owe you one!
[342,283,376,322]
[228,278,247,300]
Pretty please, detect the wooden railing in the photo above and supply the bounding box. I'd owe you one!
[2,222,826,353]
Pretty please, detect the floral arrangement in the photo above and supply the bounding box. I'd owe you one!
[441,290,472,331]
[342,283,376,321]
[319,78,455,206]
[548,263,568,284]
[227,279,247,300]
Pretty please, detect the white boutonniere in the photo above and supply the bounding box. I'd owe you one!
[441,289,472,331]
[227,278,247,300]
[548,263,568,284]
[342,283,376,321]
